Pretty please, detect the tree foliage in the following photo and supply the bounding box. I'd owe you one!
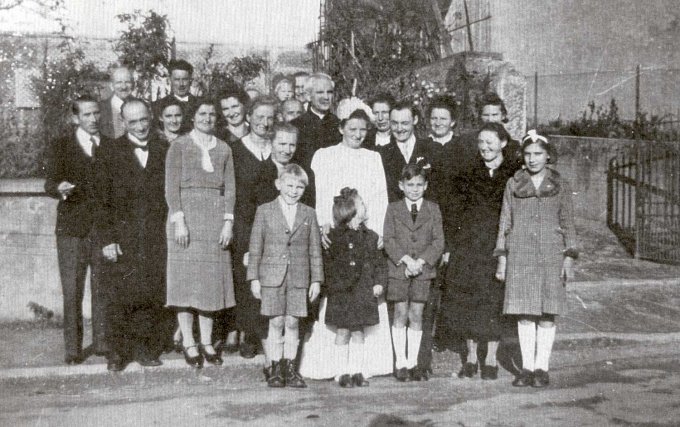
[320,0,448,98]
[193,44,268,99]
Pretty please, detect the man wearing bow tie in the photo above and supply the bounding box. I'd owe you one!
[45,96,110,365]
[97,98,170,371]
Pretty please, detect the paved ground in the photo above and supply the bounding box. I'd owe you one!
[1,219,679,426]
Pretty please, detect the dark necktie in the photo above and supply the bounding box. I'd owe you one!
[411,203,418,223]
[90,136,98,158]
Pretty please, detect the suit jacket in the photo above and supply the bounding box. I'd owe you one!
[290,109,342,167]
[247,200,323,288]
[380,136,443,203]
[96,134,169,270]
[44,130,110,238]
[383,199,445,280]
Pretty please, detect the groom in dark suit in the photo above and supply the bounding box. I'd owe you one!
[97,98,169,371]
[44,96,110,364]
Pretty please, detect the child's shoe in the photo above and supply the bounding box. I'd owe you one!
[282,358,307,388]
[339,374,354,388]
[351,373,369,387]
[267,361,285,388]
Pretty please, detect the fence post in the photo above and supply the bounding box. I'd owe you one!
[634,140,643,259]
[635,64,641,135]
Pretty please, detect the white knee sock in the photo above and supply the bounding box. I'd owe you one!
[406,328,422,369]
[392,326,407,369]
[535,324,556,371]
[336,343,350,376]
[267,334,284,362]
[517,321,536,371]
[348,340,364,374]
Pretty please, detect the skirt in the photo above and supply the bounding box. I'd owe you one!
[166,188,235,312]
[299,297,393,379]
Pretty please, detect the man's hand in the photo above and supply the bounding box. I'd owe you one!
[218,220,233,248]
[57,181,75,200]
[561,256,575,281]
[440,252,450,267]
[103,243,123,262]
[250,280,262,300]
[495,255,507,282]
[243,252,249,267]
[309,282,321,302]
[373,284,383,297]
[321,223,332,249]
[175,220,189,248]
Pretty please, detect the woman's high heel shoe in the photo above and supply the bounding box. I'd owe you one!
[182,345,203,369]
[199,343,223,366]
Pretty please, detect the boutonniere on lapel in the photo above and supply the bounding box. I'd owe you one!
[416,157,431,169]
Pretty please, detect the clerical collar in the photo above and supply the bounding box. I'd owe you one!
[309,106,327,120]
[173,94,189,102]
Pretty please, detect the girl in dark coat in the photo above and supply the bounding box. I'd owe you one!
[440,123,521,380]
[324,188,387,388]
[495,130,578,388]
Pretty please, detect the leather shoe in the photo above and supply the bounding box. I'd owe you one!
[481,365,499,380]
[395,367,410,382]
[223,342,239,354]
[107,354,127,372]
[532,369,549,387]
[267,361,285,388]
[182,345,203,369]
[457,362,478,378]
[199,344,223,366]
[351,373,369,387]
[339,374,353,388]
[512,369,535,387]
[282,358,307,388]
[239,342,257,359]
[411,366,429,381]
[65,355,83,365]
[137,356,162,367]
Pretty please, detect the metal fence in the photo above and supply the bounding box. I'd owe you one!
[608,140,680,264]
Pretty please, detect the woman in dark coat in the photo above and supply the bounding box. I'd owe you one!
[439,123,521,380]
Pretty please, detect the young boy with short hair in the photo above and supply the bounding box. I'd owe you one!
[248,163,323,388]
[383,164,445,381]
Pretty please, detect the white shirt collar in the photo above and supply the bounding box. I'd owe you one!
[241,134,271,160]
[173,94,189,102]
[111,95,124,110]
[429,131,454,145]
[76,127,99,157]
[404,197,424,211]
[396,134,416,161]
[127,133,148,146]
[309,106,326,120]
[375,132,391,146]
[277,196,298,229]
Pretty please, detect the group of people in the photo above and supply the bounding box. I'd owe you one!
[45,59,578,390]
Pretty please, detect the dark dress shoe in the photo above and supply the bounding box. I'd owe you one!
[65,355,83,365]
[532,369,549,387]
[138,356,162,367]
[512,369,535,387]
[458,362,478,378]
[338,374,353,388]
[263,365,272,382]
[182,345,203,369]
[239,342,257,359]
[351,373,369,387]
[107,354,127,372]
[411,366,429,381]
[267,361,285,388]
[173,340,184,354]
[282,358,307,388]
[481,365,499,380]
[395,367,410,382]
[223,342,239,354]
[198,344,223,366]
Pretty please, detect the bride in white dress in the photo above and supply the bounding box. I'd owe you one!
[299,109,393,380]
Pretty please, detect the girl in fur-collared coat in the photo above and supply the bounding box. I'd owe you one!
[495,130,578,388]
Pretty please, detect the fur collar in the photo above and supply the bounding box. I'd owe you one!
[512,167,561,198]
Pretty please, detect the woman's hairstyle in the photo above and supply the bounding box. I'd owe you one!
[273,122,299,138]
[400,163,428,182]
[153,96,184,128]
[427,95,458,122]
[273,76,293,93]
[521,130,557,163]
[216,88,250,109]
[477,122,511,143]
[340,108,371,128]
[247,95,279,116]
[478,92,508,123]
[333,187,359,227]
[185,97,215,123]
[278,163,309,186]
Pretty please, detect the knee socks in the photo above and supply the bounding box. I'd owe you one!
[517,321,536,371]
[535,324,556,371]
[406,328,422,369]
[283,329,299,360]
[348,340,365,375]
[392,326,407,369]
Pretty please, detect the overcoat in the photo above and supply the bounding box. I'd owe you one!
[494,168,578,316]
[247,199,324,289]
[324,225,387,329]
[383,199,445,280]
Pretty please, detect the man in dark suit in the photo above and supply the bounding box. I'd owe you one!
[380,102,442,203]
[99,66,134,140]
[290,73,341,167]
[154,59,197,133]
[44,96,109,364]
[97,98,169,371]
[362,93,395,152]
